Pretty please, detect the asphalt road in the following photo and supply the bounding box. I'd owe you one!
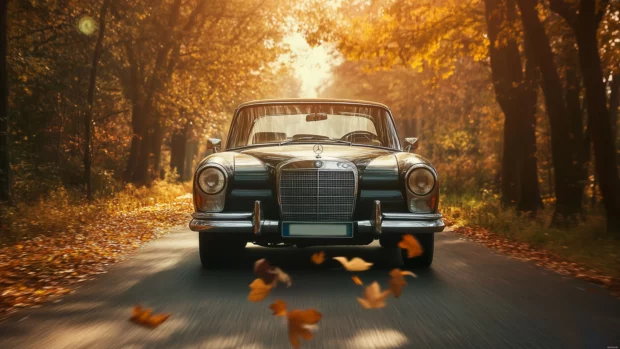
[0,227,619,349]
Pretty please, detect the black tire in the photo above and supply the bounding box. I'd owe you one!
[401,234,434,269]
[199,233,246,269]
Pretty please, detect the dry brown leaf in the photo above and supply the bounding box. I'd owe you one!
[357,281,391,309]
[130,305,170,328]
[254,258,277,285]
[287,308,322,348]
[270,299,288,316]
[398,234,423,258]
[332,257,373,271]
[311,251,325,265]
[352,275,363,285]
[388,269,417,298]
[248,278,273,302]
[269,267,292,288]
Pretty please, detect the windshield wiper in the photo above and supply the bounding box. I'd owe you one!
[279,137,352,146]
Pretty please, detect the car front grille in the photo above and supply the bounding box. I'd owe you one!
[279,169,356,221]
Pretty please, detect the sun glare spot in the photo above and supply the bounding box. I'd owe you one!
[78,16,97,36]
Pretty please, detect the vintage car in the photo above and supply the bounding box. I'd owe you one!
[190,99,444,268]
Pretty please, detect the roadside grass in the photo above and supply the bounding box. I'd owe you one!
[442,194,620,280]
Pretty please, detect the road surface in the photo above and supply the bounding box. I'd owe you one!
[0,227,619,349]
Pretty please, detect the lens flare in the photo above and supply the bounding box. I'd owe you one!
[78,16,97,36]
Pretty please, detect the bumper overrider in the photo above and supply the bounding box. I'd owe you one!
[189,200,445,241]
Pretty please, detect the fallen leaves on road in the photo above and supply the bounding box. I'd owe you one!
[332,257,373,271]
[357,281,391,309]
[269,299,288,316]
[311,251,325,265]
[287,307,322,349]
[447,220,620,297]
[388,269,416,298]
[130,305,171,328]
[398,234,423,258]
[352,275,363,285]
[0,194,191,319]
[248,278,275,302]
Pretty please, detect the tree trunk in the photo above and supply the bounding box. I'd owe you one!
[609,74,619,142]
[170,127,188,181]
[517,40,542,213]
[0,0,10,203]
[84,0,111,201]
[484,0,541,211]
[574,3,620,231]
[516,0,583,223]
[151,118,163,180]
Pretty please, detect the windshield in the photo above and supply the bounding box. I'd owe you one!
[226,103,400,149]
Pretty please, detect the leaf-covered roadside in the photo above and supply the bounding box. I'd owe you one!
[445,217,620,297]
[0,183,192,319]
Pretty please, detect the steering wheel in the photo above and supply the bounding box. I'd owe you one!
[340,131,377,143]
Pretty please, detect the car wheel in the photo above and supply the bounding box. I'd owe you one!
[401,234,434,269]
[199,233,246,269]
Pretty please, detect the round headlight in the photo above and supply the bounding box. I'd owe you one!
[407,167,435,196]
[198,167,226,194]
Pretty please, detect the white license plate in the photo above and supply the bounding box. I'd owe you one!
[283,223,353,237]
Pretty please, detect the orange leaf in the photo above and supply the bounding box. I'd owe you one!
[357,282,391,309]
[130,305,170,328]
[287,308,322,348]
[398,234,423,258]
[352,275,363,286]
[269,266,292,288]
[269,299,287,316]
[248,278,273,302]
[254,258,277,285]
[388,269,416,298]
[311,251,325,265]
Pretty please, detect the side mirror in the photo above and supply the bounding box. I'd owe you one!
[404,137,418,152]
[206,138,221,152]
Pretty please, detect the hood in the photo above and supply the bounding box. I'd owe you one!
[238,144,396,170]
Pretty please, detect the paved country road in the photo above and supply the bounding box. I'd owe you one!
[0,228,619,349]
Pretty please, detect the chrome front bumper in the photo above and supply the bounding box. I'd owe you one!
[189,200,445,237]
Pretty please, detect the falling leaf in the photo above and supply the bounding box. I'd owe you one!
[388,269,416,298]
[130,305,170,328]
[398,234,423,258]
[311,251,325,265]
[287,308,322,348]
[332,257,373,271]
[357,282,391,309]
[269,267,292,288]
[248,278,273,302]
[352,275,363,285]
[269,299,287,316]
[254,258,277,285]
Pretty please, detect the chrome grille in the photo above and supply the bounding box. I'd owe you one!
[279,169,356,221]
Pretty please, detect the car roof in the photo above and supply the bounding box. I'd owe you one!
[236,98,391,111]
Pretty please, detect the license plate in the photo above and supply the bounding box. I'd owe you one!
[282,223,353,237]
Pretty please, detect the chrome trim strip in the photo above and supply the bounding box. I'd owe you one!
[192,212,252,220]
[253,200,262,235]
[382,212,443,220]
[371,200,382,235]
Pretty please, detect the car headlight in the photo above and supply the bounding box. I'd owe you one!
[198,167,226,194]
[407,167,435,196]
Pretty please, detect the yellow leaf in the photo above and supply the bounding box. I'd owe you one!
[332,257,373,271]
[357,282,391,309]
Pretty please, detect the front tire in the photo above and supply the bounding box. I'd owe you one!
[401,234,434,269]
[199,233,246,269]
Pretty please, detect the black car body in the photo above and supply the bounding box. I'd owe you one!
[190,99,444,268]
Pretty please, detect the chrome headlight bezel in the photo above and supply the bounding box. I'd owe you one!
[197,165,227,195]
[406,166,436,196]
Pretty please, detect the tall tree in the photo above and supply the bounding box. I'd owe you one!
[515,0,585,223]
[548,0,620,231]
[84,0,111,200]
[0,0,9,203]
[484,0,541,212]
